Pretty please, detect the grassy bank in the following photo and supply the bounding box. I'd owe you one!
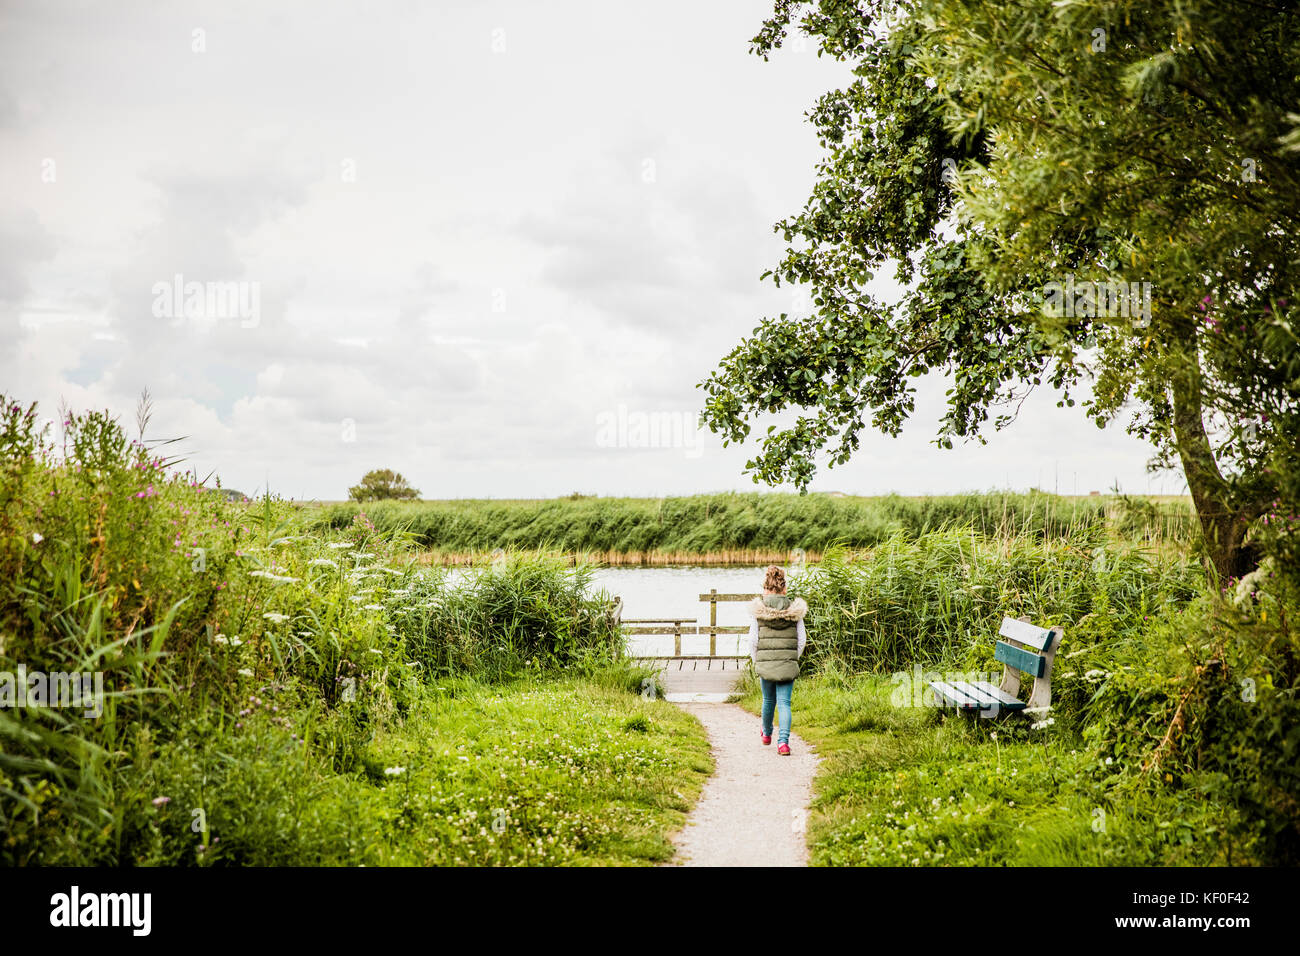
[120,673,711,866]
[736,672,1246,865]
[735,536,1299,865]
[0,397,711,865]
[307,491,1198,562]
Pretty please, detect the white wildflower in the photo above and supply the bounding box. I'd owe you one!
[237,668,254,677]
[308,558,339,568]
[327,542,352,550]
[1233,557,1275,608]
[31,532,44,544]
[384,766,406,776]
[263,612,290,624]
[249,570,299,583]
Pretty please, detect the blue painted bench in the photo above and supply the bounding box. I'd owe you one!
[929,616,1062,717]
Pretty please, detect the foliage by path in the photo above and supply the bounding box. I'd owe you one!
[124,674,712,867]
[0,396,711,866]
[737,653,1297,866]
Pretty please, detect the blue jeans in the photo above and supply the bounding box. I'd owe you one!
[761,678,794,745]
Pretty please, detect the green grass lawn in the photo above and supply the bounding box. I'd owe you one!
[734,671,1243,866]
[358,674,713,865]
[134,671,713,867]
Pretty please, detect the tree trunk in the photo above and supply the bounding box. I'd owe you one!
[1169,355,1265,584]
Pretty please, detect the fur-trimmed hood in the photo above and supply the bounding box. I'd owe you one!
[750,595,808,623]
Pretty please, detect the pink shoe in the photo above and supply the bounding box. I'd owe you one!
[778,743,791,756]
[761,731,772,746]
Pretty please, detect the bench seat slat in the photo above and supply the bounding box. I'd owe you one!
[995,640,1047,677]
[968,680,1027,710]
[953,682,1002,707]
[929,680,983,708]
[931,680,1012,710]
[999,617,1056,651]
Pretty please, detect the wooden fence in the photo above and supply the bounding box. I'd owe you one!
[616,588,759,658]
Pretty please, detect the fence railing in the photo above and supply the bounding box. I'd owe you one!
[616,589,760,658]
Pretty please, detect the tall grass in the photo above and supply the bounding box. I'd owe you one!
[0,396,628,864]
[389,553,621,683]
[790,530,1205,674]
[306,491,1198,560]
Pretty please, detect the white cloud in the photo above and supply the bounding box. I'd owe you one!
[0,0,1169,500]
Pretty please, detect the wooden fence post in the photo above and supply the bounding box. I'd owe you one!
[709,588,718,657]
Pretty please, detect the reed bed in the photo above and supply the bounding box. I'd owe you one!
[790,529,1205,675]
[305,490,1197,561]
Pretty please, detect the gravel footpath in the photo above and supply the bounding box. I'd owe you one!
[662,702,820,867]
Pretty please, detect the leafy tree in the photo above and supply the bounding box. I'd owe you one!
[698,0,1300,582]
[347,468,420,502]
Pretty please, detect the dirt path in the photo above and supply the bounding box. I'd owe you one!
[663,702,820,867]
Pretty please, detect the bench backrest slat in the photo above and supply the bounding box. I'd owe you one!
[998,617,1056,651]
[995,639,1047,677]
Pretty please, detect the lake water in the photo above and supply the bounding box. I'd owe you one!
[591,566,773,657]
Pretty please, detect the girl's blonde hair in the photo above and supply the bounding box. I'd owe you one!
[763,565,786,593]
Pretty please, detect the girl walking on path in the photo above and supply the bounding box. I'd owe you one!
[747,565,808,756]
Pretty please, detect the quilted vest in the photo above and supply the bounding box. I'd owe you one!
[753,593,805,682]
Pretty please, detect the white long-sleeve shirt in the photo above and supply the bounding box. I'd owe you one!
[748,619,806,662]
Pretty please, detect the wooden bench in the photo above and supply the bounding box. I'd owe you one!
[929,616,1062,717]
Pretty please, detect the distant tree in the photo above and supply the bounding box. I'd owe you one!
[348,468,420,502]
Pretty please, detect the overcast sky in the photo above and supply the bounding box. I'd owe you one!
[0,0,1184,500]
